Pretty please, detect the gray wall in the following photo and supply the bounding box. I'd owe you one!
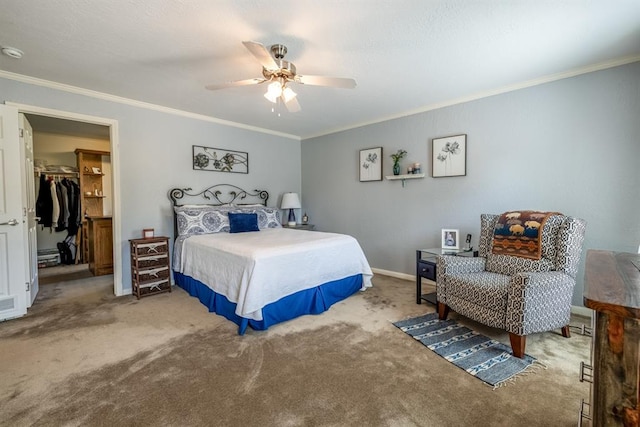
[1,77,301,293]
[301,61,640,306]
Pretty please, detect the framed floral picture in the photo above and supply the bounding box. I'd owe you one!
[432,134,467,178]
[359,147,383,182]
[192,145,248,174]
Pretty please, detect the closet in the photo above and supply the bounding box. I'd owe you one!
[30,116,112,280]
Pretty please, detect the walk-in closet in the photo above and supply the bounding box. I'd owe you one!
[28,114,112,284]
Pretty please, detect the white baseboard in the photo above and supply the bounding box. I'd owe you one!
[570,305,592,318]
[372,267,593,318]
[371,267,414,282]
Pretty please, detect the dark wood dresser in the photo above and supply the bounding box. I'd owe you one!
[583,250,640,426]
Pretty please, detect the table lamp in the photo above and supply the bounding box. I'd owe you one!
[281,192,301,226]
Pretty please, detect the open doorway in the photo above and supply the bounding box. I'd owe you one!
[25,114,113,290]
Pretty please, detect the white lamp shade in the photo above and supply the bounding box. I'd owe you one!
[281,192,301,209]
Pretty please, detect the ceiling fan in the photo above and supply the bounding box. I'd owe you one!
[205,41,357,113]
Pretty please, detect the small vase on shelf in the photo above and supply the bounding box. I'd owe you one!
[390,149,407,176]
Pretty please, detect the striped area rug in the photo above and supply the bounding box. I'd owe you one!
[393,313,543,388]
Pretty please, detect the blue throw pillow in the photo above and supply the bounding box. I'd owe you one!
[228,212,260,233]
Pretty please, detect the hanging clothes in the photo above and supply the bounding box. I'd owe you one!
[36,174,53,228]
[55,180,68,232]
[50,178,60,228]
[64,179,81,237]
[35,173,80,234]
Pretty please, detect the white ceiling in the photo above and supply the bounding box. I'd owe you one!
[1,1,639,140]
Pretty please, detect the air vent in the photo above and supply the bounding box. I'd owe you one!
[0,296,15,311]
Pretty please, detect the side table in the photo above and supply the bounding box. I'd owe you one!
[416,248,475,305]
[130,236,171,299]
[282,223,315,230]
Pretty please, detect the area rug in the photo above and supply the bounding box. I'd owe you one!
[393,313,544,388]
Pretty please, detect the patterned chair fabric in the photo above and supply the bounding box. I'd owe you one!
[437,213,586,347]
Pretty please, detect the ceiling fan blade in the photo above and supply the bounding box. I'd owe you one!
[296,75,357,89]
[205,78,265,91]
[284,97,301,113]
[242,41,278,71]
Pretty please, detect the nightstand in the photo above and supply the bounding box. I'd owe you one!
[130,237,171,299]
[416,248,475,305]
[282,223,315,230]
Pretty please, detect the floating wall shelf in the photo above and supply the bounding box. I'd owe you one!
[385,173,425,187]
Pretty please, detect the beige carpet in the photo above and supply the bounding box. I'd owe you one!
[38,264,93,285]
[0,273,591,426]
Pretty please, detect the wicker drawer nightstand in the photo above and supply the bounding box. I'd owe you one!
[129,236,171,299]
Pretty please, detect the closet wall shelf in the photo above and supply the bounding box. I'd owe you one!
[34,171,79,177]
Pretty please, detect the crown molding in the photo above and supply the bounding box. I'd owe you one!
[302,54,640,140]
[0,70,300,141]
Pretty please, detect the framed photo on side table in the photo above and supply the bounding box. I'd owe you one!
[359,147,382,182]
[441,229,460,250]
[143,228,155,239]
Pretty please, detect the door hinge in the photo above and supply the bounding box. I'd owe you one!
[19,128,24,138]
[25,282,30,291]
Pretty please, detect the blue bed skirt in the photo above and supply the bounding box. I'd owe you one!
[173,272,363,334]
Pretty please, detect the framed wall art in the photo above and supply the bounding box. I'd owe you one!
[432,134,467,178]
[441,228,460,250]
[192,145,248,174]
[359,147,382,182]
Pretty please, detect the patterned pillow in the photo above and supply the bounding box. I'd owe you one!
[174,206,230,236]
[485,215,564,275]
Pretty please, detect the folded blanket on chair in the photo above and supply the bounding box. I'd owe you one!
[492,210,560,260]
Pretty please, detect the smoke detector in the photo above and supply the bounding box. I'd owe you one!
[1,46,24,59]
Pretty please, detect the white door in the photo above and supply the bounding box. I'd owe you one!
[19,113,38,306]
[0,104,27,320]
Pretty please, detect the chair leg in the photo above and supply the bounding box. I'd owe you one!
[437,302,449,320]
[561,325,571,338]
[509,333,526,359]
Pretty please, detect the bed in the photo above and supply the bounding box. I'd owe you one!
[169,184,373,334]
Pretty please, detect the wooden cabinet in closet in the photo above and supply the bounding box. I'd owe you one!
[75,148,110,265]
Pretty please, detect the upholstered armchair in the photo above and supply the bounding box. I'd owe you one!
[436,213,586,358]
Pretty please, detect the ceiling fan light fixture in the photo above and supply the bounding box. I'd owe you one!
[206,41,356,114]
[264,81,282,103]
[264,91,278,103]
[282,86,297,103]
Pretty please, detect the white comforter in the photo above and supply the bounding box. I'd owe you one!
[176,228,373,321]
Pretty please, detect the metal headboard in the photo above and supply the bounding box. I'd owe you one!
[168,184,270,238]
